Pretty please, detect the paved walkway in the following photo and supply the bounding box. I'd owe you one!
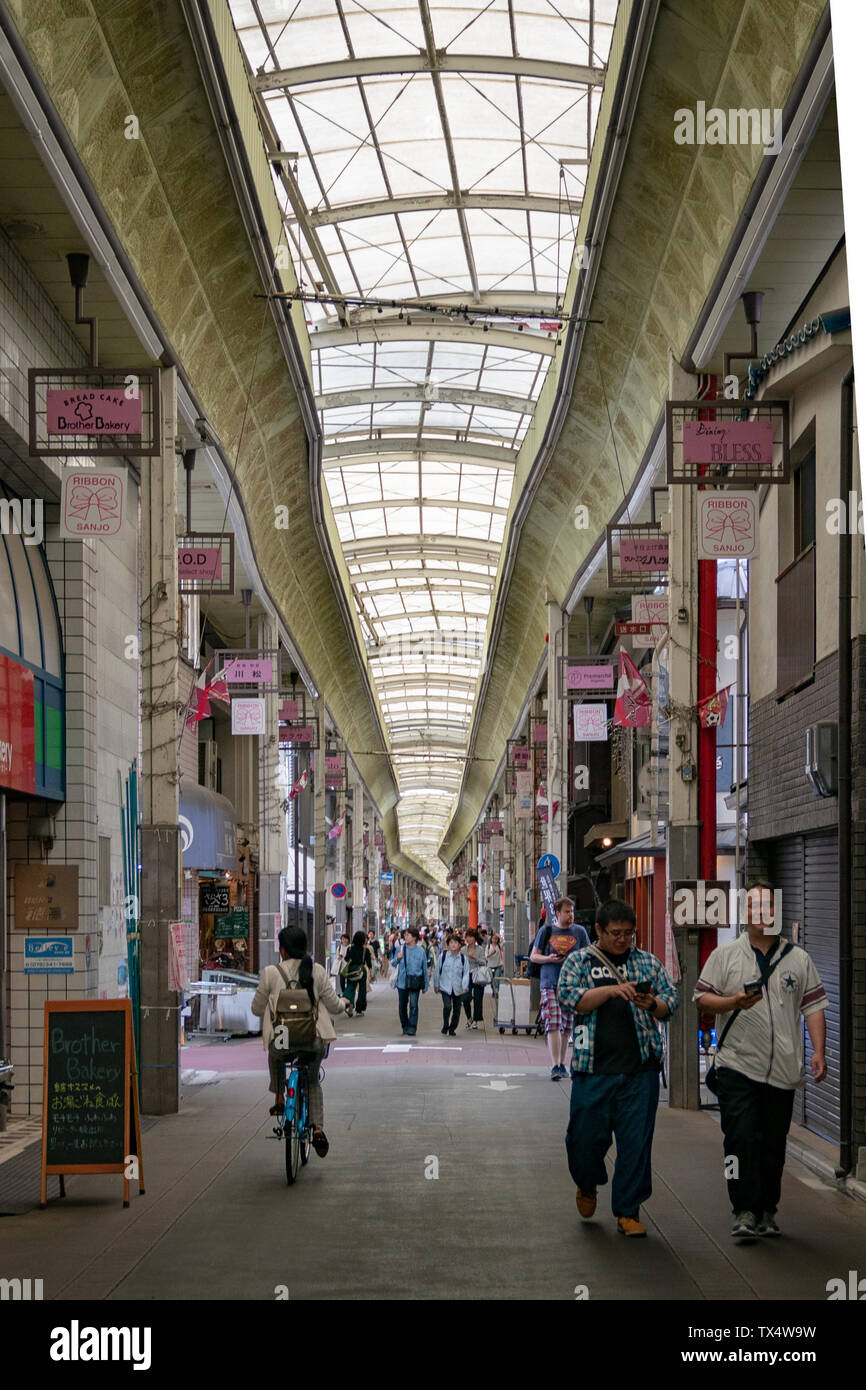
[2,977,863,1300]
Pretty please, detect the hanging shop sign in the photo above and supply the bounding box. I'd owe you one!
[40,999,144,1209]
[279,699,299,721]
[177,533,235,595]
[615,621,656,636]
[511,745,530,770]
[488,820,503,832]
[224,658,274,683]
[280,724,316,746]
[607,522,669,590]
[574,703,609,742]
[213,907,250,939]
[489,836,505,852]
[231,698,266,735]
[14,865,79,930]
[537,863,558,923]
[29,367,160,458]
[697,492,759,559]
[0,651,35,795]
[566,664,615,692]
[59,469,125,539]
[324,753,346,789]
[631,595,668,625]
[665,400,789,485]
[199,882,230,915]
[24,937,74,974]
[168,922,190,992]
[532,723,548,744]
[515,770,533,820]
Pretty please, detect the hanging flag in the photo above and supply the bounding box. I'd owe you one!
[288,768,308,801]
[697,684,732,728]
[613,650,652,728]
[327,816,344,841]
[535,782,560,823]
[208,675,230,704]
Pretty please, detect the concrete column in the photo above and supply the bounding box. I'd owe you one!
[351,770,365,933]
[334,780,346,930]
[257,616,283,970]
[140,366,180,1115]
[665,466,701,1110]
[503,784,515,974]
[547,599,569,893]
[369,816,380,932]
[313,697,326,965]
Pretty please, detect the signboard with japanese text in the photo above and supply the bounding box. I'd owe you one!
[168,921,190,992]
[511,746,530,770]
[40,999,144,1208]
[532,723,548,744]
[697,492,759,559]
[224,659,274,683]
[14,865,78,930]
[620,535,669,571]
[199,882,230,915]
[515,770,533,819]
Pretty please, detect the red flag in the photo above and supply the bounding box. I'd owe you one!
[288,768,308,801]
[327,816,344,841]
[613,651,652,728]
[185,684,212,730]
[697,685,732,728]
[207,676,230,704]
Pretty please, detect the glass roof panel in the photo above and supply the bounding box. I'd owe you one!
[229,0,616,880]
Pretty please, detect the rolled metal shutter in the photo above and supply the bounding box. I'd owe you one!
[802,832,840,1142]
[769,837,806,1125]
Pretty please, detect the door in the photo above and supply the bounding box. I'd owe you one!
[802,832,840,1142]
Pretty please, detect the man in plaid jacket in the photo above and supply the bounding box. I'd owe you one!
[557,899,679,1237]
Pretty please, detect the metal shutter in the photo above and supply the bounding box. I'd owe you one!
[769,838,805,1122]
[802,832,840,1142]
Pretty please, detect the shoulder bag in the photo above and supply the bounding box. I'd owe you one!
[705,942,793,1094]
[404,946,425,992]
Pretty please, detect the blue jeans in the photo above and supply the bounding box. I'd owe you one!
[398,987,421,1032]
[565,1071,660,1219]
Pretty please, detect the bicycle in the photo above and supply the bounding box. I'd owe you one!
[273,1053,313,1185]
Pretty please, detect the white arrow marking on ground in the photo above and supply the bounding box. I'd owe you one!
[465,1072,526,1078]
[479,1080,521,1091]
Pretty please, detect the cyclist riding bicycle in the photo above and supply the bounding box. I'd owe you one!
[252,925,350,1158]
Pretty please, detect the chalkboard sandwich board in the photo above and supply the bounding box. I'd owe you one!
[40,999,144,1209]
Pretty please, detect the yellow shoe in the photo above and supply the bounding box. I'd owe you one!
[617,1217,647,1237]
[576,1188,597,1219]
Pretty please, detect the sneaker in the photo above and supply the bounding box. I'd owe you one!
[576,1188,597,1219]
[731,1211,758,1238]
[447,1029,457,1036]
[756,1214,781,1237]
[441,1026,449,1035]
[557,1064,569,1078]
[550,1067,561,1081]
[616,1217,647,1237]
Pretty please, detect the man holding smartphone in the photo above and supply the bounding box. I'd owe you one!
[693,881,827,1240]
[557,900,678,1237]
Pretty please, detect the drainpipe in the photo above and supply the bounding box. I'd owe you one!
[838,366,855,1178]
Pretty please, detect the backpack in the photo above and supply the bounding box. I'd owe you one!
[526,923,552,979]
[268,961,318,1057]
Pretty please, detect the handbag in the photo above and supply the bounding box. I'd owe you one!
[704,942,793,1094]
[404,946,425,992]
[340,952,365,982]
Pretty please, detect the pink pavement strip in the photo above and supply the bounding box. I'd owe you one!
[183,1037,547,1072]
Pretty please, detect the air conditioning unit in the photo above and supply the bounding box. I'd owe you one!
[805,722,837,797]
[202,740,218,791]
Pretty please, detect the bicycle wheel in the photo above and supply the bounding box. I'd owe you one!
[285,1117,301,1184]
[299,1071,311,1165]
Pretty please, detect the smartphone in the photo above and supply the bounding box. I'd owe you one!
[634,980,653,995]
[744,979,763,994]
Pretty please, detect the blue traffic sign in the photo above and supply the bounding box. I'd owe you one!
[331,882,346,899]
[537,853,560,878]
[380,871,394,884]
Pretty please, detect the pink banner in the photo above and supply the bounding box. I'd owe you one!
[47,388,142,435]
[532,722,548,743]
[620,536,669,572]
[178,546,222,580]
[682,418,773,465]
[280,724,314,744]
[567,664,614,690]
[512,746,530,769]
[279,699,299,720]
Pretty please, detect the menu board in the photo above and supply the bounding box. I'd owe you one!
[40,1000,144,1208]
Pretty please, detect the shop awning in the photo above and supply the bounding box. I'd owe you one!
[595,825,740,866]
[179,784,238,871]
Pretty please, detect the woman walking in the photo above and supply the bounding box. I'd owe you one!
[394,926,429,1036]
[462,928,490,1029]
[487,932,504,998]
[434,933,470,1035]
[341,930,373,1016]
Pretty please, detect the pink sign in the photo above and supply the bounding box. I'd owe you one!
[60,470,124,537]
[223,658,274,683]
[567,664,615,690]
[697,492,759,559]
[532,723,548,743]
[325,755,344,786]
[682,419,773,465]
[574,703,609,742]
[178,546,222,580]
[279,700,299,721]
[47,388,142,436]
[620,536,669,572]
[488,820,503,832]
[281,724,315,744]
[512,746,530,769]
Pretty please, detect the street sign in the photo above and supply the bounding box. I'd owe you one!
[331,883,346,899]
[537,864,558,923]
[615,621,656,636]
[537,853,560,877]
[380,871,394,884]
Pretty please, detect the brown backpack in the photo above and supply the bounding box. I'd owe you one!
[268,962,318,1057]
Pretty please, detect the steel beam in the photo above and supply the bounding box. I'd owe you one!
[355,567,494,586]
[317,384,535,414]
[332,496,508,516]
[253,54,606,90]
[324,438,519,466]
[293,190,582,228]
[311,319,555,355]
[344,534,499,558]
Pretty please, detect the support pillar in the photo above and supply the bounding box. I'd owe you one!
[313,697,326,965]
[351,770,365,934]
[140,366,180,1115]
[546,599,569,894]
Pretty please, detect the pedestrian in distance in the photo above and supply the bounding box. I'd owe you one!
[462,928,489,1028]
[487,932,504,998]
[394,925,429,1036]
[530,896,590,1079]
[557,899,678,1237]
[693,881,828,1241]
[341,930,373,1016]
[434,933,471,1035]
